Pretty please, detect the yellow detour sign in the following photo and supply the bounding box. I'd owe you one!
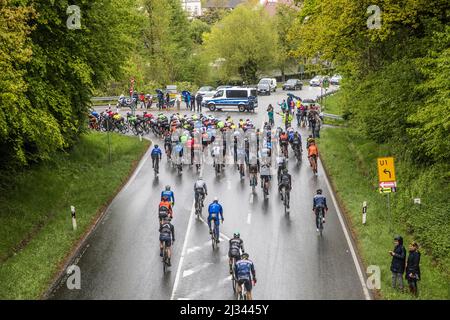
[377,157,396,182]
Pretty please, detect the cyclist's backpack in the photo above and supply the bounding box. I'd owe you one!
[159,206,169,219]
[281,174,290,185]
[314,195,326,208]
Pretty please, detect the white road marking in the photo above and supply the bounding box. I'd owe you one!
[198,216,231,241]
[247,212,252,224]
[182,262,213,278]
[170,201,196,300]
[249,193,254,204]
[186,240,211,255]
[227,180,231,190]
[318,158,372,300]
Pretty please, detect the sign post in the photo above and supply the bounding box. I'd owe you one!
[71,206,77,231]
[377,157,397,233]
[362,201,367,225]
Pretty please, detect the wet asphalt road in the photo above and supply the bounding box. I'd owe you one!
[50,85,370,300]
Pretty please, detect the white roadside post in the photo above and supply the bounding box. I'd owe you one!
[71,206,77,230]
[362,201,367,225]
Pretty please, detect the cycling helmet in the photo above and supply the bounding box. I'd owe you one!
[233,231,240,238]
[213,196,218,202]
[242,252,249,259]
[165,185,171,191]
[154,145,159,148]
[316,189,322,194]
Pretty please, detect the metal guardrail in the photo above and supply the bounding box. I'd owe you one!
[91,96,119,102]
[322,112,343,120]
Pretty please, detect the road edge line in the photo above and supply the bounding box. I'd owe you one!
[171,201,196,300]
[318,157,372,300]
[41,137,152,299]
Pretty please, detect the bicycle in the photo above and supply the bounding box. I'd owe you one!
[281,186,290,214]
[195,192,204,219]
[250,174,257,193]
[238,163,245,180]
[262,176,270,199]
[293,145,301,162]
[162,242,170,273]
[210,220,220,250]
[153,157,160,175]
[316,207,324,237]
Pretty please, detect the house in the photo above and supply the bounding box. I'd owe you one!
[202,0,245,10]
[261,0,297,17]
[181,0,202,17]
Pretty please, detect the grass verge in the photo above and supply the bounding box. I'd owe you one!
[0,132,150,299]
[319,127,449,300]
[321,91,345,115]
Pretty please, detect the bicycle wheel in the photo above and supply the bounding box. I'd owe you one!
[162,243,167,273]
[319,211,323,236]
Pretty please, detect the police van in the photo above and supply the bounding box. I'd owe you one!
[202,87,258,112]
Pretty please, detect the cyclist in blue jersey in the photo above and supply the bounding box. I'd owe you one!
[161,185,175,207]
[234,252,256,300]
[313,189,328,232]
[151,145,162,172]
[208,197,224,242]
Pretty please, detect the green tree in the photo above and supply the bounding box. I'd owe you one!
[202,1,279,83]
[275,3,299,82]
[0,0,139,168]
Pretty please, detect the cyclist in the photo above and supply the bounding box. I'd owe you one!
[291,131,302,158]
[278,168,292,208]
[194,176,208,208]
[164,133,172,159]
[276,154,287,183]
[234,252,257,300]
[208,197,224,242]
[307,139,319,174]
[161,185,175,207]
[159,217,175,266]
[159,195,173,223]
[229,232,245,274]
[248,157,259,188]
[151,144,163,171]
[313,189,328,232]
[279,130,289,157]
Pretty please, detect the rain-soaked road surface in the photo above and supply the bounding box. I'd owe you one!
[50,86,370,300]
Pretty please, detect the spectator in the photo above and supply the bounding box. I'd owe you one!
[278,99,288,113]
[185,91,191,109]
[190,92,195,111]
[389,235,406,291]
[267,104,274,126]
[139,92,145,109]
[405,241,421,297]
[196,94,203,112]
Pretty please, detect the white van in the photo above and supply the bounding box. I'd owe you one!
[202,87,258,112]
[258,78,277,92]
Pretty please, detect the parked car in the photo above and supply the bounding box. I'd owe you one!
[202,87,258,112]
[258,78,277,92]
[309,75,323,87]
[196,86,215,96]
[330,74,342,85]
[257,82,271,95]
[282,79,303,91]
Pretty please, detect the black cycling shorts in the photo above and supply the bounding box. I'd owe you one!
[237,278,252,292]
[228,249,241,259]
[159,234,172,247]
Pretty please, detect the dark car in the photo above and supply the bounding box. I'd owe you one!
[283,79,303,91]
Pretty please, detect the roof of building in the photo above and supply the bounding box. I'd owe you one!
[203,0,245,9]
[262,0,297,16]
